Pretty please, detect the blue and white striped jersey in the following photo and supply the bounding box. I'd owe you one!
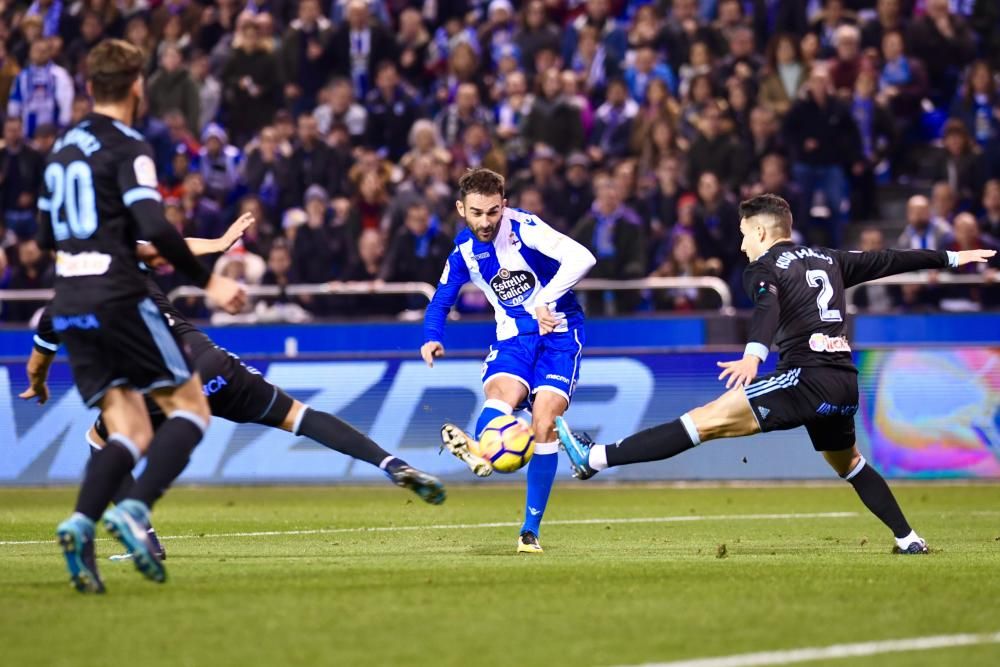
[424,208,596,342]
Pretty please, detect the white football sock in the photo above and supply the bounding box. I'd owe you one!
[589,445,608,471]
[895,530,923,549]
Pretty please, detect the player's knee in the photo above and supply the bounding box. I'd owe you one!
[532,416,557,442]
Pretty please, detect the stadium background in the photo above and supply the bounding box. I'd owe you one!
[0,0,998,484]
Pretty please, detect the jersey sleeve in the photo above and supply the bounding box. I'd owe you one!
[34,304,61,355]
[517,215,596,305]
[423,248,470,344]
[36,173,55,251]
[117,143,213,287]
[742,261,781,362]
[831,248,950,288]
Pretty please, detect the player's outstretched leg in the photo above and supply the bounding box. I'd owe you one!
[517,392,564,554]
[88,421,167,561]
[556,387,758,478]
[825,447,927,554]
[274,399,445,504]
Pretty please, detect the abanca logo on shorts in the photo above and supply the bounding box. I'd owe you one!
[490,268,536,307]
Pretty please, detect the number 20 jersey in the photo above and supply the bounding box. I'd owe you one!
[744,241,949,372]
[38,113,160,313]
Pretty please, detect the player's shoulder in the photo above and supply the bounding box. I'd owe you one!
[453,227,474,248]
[506,207,545,228]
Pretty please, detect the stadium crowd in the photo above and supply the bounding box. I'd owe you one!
[0,0,998,322]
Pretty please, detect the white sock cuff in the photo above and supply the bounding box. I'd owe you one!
[589,444,608,471]
[169,410,209,434]
[107,433,142,464]
[895,530,922,548]
[292,406,310,436]
[680,413,701,446]
[534,440,559,455]
[483,399,514,415]
[378,455,397,470]
[86,430,103,450]
[844,455,867,481]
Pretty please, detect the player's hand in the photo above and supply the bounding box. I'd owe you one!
[535,305,561,335]
[954,249,997,266]
[205,275,247,314]
[20,350,54,405]
[219,213,255,252]
[717,355,760,389]
[421,341,445,367]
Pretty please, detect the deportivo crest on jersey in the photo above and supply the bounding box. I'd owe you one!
[490,268,536,306]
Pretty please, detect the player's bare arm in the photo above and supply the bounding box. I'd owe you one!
[19,349,55,405]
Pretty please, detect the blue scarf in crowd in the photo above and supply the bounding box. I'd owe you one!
[27,0,62,37]
[880,57,912,88]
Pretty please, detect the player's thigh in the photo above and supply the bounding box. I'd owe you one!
[150,372,210,422]
[482,337,533,405]
[532,328,585,408]
[687,386,762,441]
[98,386,154,450]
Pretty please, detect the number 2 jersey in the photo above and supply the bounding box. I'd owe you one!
[37,113,210,314]
[744,242,954,372]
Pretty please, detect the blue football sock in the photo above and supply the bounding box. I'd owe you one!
[521,442,559,537]
[475,399,513,438]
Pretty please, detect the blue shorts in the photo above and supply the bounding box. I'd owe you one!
[481,327,585,406]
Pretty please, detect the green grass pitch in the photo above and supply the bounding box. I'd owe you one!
[2,483,999,666]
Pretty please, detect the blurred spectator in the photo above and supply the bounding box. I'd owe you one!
[949,61,1000,147]
[221,13,282,146]
[624,45,677,101]
[907,0,976,105]
[495,70,533,161]
[941,212,999,310]
[687,101,745,190]
[647,155,685,239]
[509,145,565,223]
[637,115,685,177]
[524,68,585,157]
[663,0,719,74]
[0,116,43,239]
[650,232,722,311]
[811,0,857,59]
[898,194,951,249]
[124,14,155,74]
[7,39,73,138]
[747,153,805,223]
[563,152,595,230]
[929,119,984,207]
[587,77,636,164]
[3,240,53,322]
[453,120,507,175]
[280,0,332,112]
[189,50,221,132]
[25,0,77,42]
[151,0,201,41]
[516,0,560,77]
[627,3,664,53]
[743,106,784,182]
[691,171,741,276]
[971,0,1000,71]
[783,67,862,247]
[828,24,862,96]
[877,30,927,124]
[198,123,242,204]
[0,39,19,111]
[365,61,422,160]
[147,44,200,135]
[569,24,617,101]
[562,0,627,65]
[181,172,224,240]
[379,199,452,310]
[326,0,395,99]
[314,78,368,143]
[850,70,897,220]
[257,239,313,322]
[716,25,764,87]
[436,81,494,147]
[678,40,715,101]
[290,113,343,207]
[853,227,901,312]
[930,181,959,227]
[396,8,432,90]
[292,185,356,315]
[862,0,909,51]
[340,229,403,316]
[979,179,1000,239]
[65,11,106,75]
[243,125,292,219]
[571,171,646,314]
[31,123,57,157]
[758,34,807,117]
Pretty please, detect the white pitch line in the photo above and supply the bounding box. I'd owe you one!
[0,511,856,546]
[615,632,1000,667]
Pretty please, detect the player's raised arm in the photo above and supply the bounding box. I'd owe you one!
[718,262,781,389]
[421,248,471,367]
[517,215,596,332]
[833,247,997,288]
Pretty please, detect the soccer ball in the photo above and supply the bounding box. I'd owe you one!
[472,416,535,473]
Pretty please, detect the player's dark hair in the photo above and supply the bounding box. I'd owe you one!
[458,168,505,201]
[739,194,793,234]
[86,39,145,103]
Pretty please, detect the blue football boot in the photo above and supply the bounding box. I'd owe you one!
[102,500,166,583]
[554,417,598,480]
[56,514,106,594]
